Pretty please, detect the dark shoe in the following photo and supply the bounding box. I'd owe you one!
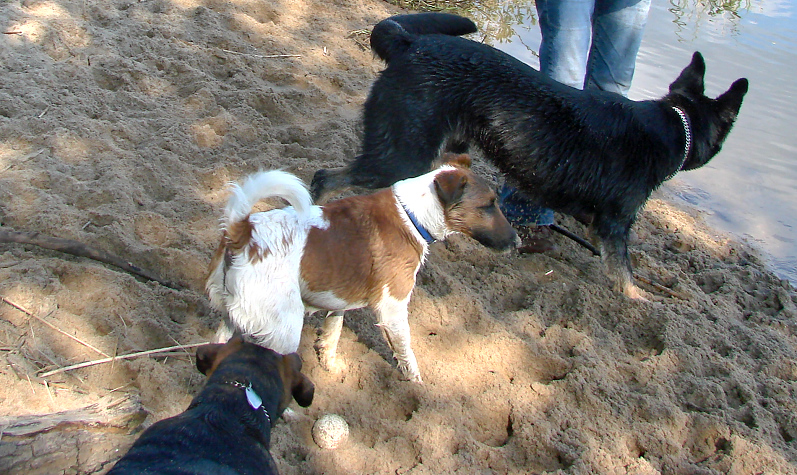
[517,225,556,254]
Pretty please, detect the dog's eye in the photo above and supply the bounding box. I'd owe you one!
[478,202,496,213]
[479,199,497,210]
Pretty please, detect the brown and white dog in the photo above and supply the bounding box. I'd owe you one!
[206,154,517,382]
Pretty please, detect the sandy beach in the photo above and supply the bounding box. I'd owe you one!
[1,0,796,473]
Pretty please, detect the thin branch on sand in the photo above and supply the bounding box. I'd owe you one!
[635,274,690,300]
[1,296,110,358]
[0,148,45,173]
[550,223,601,256]
[220,49,301,58]
[38,342,209,378]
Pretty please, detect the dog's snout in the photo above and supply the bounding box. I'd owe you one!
[469,225,519,253]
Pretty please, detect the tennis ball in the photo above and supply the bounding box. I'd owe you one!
[312,413,349,449]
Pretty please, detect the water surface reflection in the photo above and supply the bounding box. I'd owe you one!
[458,0,797,284]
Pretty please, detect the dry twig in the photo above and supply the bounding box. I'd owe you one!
[635,274,690,300]
[0,395,144,437]
[1,296,109,357]
[0,148,45,174]
[220,48,301,58]
[39,342,209,378]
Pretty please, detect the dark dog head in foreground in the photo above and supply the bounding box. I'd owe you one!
[311,13,748,299]
[108,337,314,475]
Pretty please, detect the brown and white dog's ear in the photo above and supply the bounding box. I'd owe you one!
[440,152,472,169]
[433,168,468,207]
[196,336,244,376]
[281,353,315,408]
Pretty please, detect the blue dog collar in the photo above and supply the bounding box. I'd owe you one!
[396,197,437,244]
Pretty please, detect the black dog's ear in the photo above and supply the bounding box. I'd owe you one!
[196,336,244,376]
[292,374,315,407]
[283,353,315,407]
[434,169,468,207]
[669,52,705,96]
[716,78,749,121]
[196,343,225,375]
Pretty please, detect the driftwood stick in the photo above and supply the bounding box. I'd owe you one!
[546,224,688,299]
[0,395,145,437]
[0,228,183,290]
[0,396,147,474]
[1,296,110,358]
[38,342,209,378]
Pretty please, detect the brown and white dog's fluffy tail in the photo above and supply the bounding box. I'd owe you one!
[206,171,326,353]
[224,170,313,228]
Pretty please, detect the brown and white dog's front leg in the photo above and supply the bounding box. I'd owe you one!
[315,311,345,371]
[375,295,422,383]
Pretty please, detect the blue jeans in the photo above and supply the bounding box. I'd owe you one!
[537,0,651,93]
[499,0,651,226]
[499,184,555,226]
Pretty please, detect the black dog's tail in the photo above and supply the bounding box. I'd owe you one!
[370,13,478,63]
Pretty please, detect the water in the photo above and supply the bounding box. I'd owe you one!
[465,0,797,284]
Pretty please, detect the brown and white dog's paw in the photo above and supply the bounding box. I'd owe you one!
[316,349,347,375]
[396,362,423,384]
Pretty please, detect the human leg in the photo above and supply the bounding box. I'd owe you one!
[498,183,554,227]
[504,0,595,250]
[501,0,601,252]
[586,0,651,95]
[536,0,595,89]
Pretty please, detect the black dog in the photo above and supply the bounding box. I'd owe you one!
[311,13,748,299]
[108,337,314,474]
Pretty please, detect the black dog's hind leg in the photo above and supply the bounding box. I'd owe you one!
[312,130,450,202]
[311,150,437,202]
[310,166,351,203]
[349,150,436,188]
[311,93,458,202]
